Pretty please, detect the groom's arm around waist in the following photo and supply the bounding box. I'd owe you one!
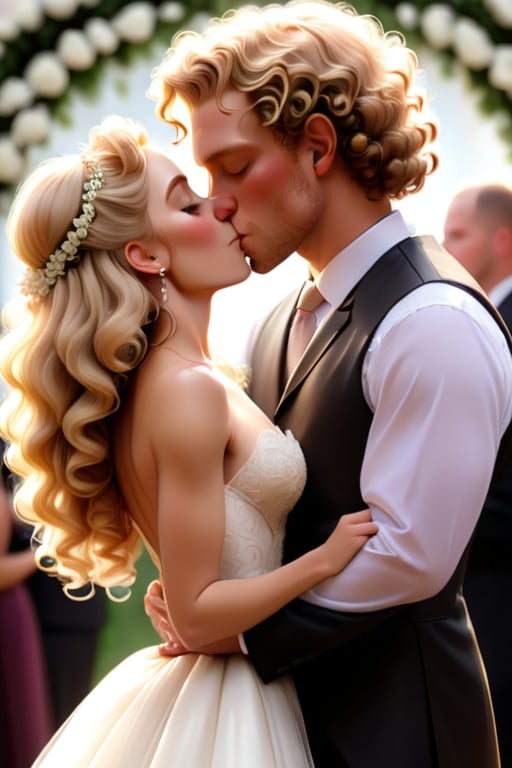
[243,598,402,683]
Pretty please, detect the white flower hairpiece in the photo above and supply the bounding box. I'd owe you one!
[19,160,105,299]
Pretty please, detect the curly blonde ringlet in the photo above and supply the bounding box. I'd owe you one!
[152,0,438,200]
[0,117,163,599]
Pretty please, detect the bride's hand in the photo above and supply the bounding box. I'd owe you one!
[144,580,190,657]
[322,509,377,576]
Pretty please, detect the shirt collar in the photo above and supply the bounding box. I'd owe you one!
[316,210,411,307]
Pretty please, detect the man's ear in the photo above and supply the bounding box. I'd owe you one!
[304,113,337,175]
[124,242,158,275]
[495,226,512,255]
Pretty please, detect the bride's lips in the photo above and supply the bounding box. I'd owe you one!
[229,234,246,253]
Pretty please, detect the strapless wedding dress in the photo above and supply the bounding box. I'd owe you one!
[32,429,313,767]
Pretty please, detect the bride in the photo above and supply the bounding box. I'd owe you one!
[0,116,376,767]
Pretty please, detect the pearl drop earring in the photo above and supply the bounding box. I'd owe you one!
[159,267,168,303]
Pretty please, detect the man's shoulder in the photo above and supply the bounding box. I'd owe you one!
[416,235,486,298]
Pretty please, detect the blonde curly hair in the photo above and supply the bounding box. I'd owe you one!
[152,0,438,200]
[0,117,161,599]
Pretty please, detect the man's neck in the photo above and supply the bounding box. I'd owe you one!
[299,187,392,274]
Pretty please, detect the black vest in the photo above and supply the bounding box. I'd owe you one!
[250,235,512,563]
[245,236,510,766]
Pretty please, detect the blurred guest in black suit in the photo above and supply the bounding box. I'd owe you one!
[444,182,512,768]
[28,569,107,728]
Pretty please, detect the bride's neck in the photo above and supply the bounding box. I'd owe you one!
[148,292,213,357]
[150,313,212,363]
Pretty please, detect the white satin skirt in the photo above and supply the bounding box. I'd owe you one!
[32,647,313,767]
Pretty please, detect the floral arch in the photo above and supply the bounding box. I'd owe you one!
[0,0,511,199]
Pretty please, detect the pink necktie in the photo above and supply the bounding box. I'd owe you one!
[286,282,324,377]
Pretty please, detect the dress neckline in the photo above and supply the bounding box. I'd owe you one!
[225,428,284,489]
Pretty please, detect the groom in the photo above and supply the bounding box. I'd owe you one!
[146,2,512,765]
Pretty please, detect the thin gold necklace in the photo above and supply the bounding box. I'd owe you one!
[159,346,216,366]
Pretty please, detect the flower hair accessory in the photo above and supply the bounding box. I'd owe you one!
[19,159,105,299]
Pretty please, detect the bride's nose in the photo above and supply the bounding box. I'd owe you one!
[212,195,237,221]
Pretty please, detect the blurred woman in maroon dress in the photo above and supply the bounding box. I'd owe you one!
[0,441,52,767]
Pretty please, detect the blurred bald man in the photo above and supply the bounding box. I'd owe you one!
[444,183,512,768]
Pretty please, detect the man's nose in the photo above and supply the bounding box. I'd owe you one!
[213,195,237,221]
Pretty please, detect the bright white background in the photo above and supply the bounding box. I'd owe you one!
[1,44,512,362]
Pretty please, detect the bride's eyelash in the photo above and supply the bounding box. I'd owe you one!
[182,203,200,214]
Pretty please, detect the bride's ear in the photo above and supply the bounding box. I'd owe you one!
[124,242,159,275]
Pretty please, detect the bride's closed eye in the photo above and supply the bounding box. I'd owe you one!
[181,203,200,215]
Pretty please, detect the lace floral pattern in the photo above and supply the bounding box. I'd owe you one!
[221,430,306,580]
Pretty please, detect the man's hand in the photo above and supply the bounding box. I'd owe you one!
[144,580,190,657]
[144,580,246,657]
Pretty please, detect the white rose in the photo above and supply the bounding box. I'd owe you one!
[158,2,186,24]
[112,2,157,44]
[0,17,19,42]
[0,77,34,117]
[0,77,34,115]
[84,18,119,56]
[484,0,512,28]
[394,3,419,31]
[24,52,70,99]
[42,0,79,20]
[453,18,494,70]
[420,4,455,49]
[15,0,44,32]
[11,105,51,147]
[57,29,96,70]
[0,137,25,184]
[489,46,512,94]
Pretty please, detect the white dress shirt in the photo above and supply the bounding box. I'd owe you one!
[300,211,512,611]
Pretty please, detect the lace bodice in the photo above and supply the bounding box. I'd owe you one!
[221,429,306,579]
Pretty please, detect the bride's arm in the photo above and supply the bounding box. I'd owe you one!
[144,581,240,655]
[149,368,376,650]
